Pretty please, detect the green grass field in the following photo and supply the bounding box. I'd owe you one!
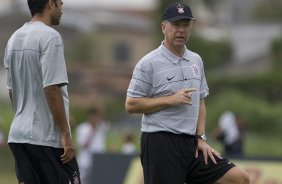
[1,101,282,183]
[0,146,17,184]
[1,133,282,184]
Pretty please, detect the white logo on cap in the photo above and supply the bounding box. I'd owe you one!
[177,4,185,14]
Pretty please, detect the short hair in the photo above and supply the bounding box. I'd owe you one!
[27,0,58,16]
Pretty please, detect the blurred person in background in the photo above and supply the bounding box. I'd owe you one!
[121,129,137,155]
[125,2,250,184]
[76,107,109,184]
[0,118,5,148]
[0,129,4,148]
[212,111,245,157]
[3,0,80,183]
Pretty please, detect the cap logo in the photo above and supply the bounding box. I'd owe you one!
[177,4,185,14]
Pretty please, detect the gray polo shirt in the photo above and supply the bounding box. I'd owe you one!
[127,43,209,135]
[4,21,69,148]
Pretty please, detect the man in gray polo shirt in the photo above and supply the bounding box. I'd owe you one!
[126,2,250,184]
[4,0,80,183]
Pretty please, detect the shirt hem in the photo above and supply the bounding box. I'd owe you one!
[43,80,69,88]
[8,139,63,148]
[141,127,196,135]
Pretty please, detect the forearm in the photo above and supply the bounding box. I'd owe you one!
[44,85,70,134]
[125,88,196,114]
[125,96,173,114]
[196,99,206,135]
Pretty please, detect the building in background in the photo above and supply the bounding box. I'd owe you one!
[1,0,282,102]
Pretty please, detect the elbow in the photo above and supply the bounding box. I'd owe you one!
[125,102,134,114]
[125,97,138,114]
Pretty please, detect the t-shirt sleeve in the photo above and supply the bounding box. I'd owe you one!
[127,63,152,97]
[40,36,68,88]
[4,48,12,89]
[200,63,209,98]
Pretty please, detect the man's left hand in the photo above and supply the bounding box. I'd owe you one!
[195,139,222,165]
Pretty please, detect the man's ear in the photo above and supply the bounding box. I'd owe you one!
[47,0,53,8]
[161,22,166,34]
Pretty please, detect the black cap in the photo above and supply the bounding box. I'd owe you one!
[163,2,195,22]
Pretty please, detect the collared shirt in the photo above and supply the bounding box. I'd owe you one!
[127,43,209,135]
[4,21,69,148]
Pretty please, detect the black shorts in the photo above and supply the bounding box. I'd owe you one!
[141,132,235,184]
[9,143,81,184]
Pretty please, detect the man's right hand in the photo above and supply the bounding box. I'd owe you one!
[170,88,197,106]
[60,132,75,164]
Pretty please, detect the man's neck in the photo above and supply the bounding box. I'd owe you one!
[163,41,185,58]
[31,14,51,26]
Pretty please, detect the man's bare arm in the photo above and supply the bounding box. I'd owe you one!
[195,99,222,164]
[44,84,74,163]
[196,99,206,136]
[125,88,196,114]
[44,85,69,133]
